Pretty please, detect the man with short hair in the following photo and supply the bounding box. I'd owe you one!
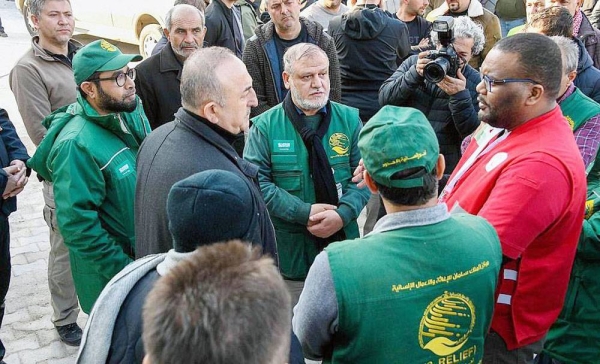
[244,43,370,305]
[135,4,206,129]
[293,106,502,363]
[243,0,341,117]
[439,33,587,362]
[143,240,290,364]
[393,0,432,55]
[9,0,82,345]
[329,0,410,122]
[300,0,349,32]
[547,0,600,68]
[525,6,600,104]
[506,0,545,35]
[426,0,501,68]
[27,39,151,314]
[135,47,277,262]
[151,0,207,56]
[205,0,246,57]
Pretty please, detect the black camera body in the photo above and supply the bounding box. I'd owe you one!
[423,16,460,83]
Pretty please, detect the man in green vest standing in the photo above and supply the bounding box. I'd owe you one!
[244,43,370,306]
[293,106,502,363]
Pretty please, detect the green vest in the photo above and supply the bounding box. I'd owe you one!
[561,87,600,216]
[252,102,367,279]
[326,213,502,364]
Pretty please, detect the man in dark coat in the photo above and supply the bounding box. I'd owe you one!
[328,0,410,122]
[135,4,206,130]
[379,16,484,177]
[205,0,246,57]
[134,47,278,263]
[243,0,341,117]
[0,108,30,362]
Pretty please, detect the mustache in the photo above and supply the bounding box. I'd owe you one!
[179,42,198,49]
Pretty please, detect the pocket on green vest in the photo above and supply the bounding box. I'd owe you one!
[273,170,302,192]
[276,229,316,280]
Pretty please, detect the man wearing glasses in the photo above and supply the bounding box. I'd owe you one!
[27,39,151,314]
[439,33,586,363]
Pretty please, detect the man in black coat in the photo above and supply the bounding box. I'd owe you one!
[135,4,206,130]
[328,0,410,122]
[134,47,278,263]
[0,108,30,362]
[205,0,246,57]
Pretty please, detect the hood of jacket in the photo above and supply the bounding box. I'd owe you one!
[27,94,147,182]
[340,5,388,40]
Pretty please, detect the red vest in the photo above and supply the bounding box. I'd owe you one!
[441,107,586,349]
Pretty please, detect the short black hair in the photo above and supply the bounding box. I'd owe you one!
[526,6,573,37]
[493,33,563,100]
[373,167,438,206]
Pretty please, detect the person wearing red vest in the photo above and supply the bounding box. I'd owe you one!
[439,33,587,363]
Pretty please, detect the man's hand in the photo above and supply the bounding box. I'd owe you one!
[416,50,434,77]
[2,165,28,199]
[436,67,467,96]
[308,203,337,226]
[352,159,366,188]
[307,210,344,238]
[10,160,27,186]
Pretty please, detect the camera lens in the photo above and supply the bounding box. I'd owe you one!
[424,57,450,83]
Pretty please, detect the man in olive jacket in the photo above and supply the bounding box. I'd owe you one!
[244,43,369,306]
[27,40,150,313]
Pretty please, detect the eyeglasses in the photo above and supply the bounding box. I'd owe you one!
[480,73,539,93]
[87,68,136,87]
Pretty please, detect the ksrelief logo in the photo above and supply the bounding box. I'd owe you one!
[329,133,349,156]
[100,40,118,52]
[419,292,476,357]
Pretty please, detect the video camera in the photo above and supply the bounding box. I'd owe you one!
[423,16,460,83]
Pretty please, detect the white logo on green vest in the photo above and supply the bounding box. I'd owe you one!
[274,140,294,153]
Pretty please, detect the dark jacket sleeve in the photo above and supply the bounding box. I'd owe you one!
[447,68,481,139]
[204,8,226,47]
[320,33,342,103]
[396,21,411,61]
[378,55,421,107]
[244,38,273,117]
[0,108,30,163]
[134,65,158,130]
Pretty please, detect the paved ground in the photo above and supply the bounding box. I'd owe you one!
[0,2,88,363]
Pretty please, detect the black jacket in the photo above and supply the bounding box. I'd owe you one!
[379,55,480,173]
[0,108,30,217]
[329,5,410,121]
[134,45,183,130]
[205,0,244,58]
[135,108,278,262]
[574,36,600,104]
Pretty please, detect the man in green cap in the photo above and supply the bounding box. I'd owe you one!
[293,105,502,363]
[27,39,151,313]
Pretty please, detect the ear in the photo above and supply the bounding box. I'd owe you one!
[364,171,379,194]
[163,27,171,40]
[282,71,291,90]
[79,82,96,99]
[202,101,221,125]
[31,14,40,29]
[567,69,577,84]
[436,154,445,179]
[524,84,545,106]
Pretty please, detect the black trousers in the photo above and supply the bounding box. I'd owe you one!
[0,216,10,360]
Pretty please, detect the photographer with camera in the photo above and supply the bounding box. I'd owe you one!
[380,16,484,180]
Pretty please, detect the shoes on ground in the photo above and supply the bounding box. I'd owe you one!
[0,31,7,38]
[55,322,82,346]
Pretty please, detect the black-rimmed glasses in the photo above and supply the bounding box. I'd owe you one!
[480,73,539,93]
[87,68,136,87]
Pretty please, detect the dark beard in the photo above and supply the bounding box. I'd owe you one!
[97,85,136,114]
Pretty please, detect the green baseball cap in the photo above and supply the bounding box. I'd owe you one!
[358,106,439,188]
[73,39,142,86]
